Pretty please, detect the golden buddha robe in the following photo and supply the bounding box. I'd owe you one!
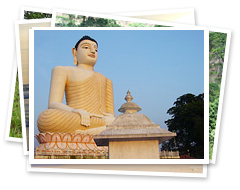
[37,72,114,133]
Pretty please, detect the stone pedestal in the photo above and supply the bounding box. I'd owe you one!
[109,140,159,159]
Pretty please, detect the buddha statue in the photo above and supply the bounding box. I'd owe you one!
[37,35,115,135]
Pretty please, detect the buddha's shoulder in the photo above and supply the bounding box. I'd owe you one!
[52,66,77,73]
[94,71,110,80]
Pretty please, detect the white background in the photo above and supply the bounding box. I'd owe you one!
[0,0,239,189]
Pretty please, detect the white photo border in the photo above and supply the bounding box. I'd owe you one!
[27,160,208,178]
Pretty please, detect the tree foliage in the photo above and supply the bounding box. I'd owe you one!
[209,82,220,158]
[209,32,227,84]
[56,15,173,28]
[79,17,121,27]
[209,94,219,158]
[56,15,121,27]
[154,25,171,27]
[209,32,227,61]
[127,23,149,27]
[162,93,204,159]
[24,11,52,19]
[10,73,22,138]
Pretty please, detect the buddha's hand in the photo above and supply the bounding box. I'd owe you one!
[103,112,114,117]
[72,109,91,127]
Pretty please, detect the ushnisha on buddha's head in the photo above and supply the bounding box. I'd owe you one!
[72,35,98,68]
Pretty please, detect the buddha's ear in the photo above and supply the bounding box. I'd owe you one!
[72,48,78,66]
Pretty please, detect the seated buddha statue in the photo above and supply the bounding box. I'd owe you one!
[37,35,115,135]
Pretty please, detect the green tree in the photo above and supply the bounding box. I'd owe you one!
[24,11,52,19]
[209,32,227,84]
[10,73,22,138]
[154,25,171,27]
[209,97,219,158]
[67,21,77,27]
[209,32,227,62]
[209,82,220,159]
[128,23,149,27]
[162,93,204,159]
[209,82,220,102]
[78,16,121,27]
[68,14,75,20]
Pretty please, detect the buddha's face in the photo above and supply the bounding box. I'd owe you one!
[73,40,98,66]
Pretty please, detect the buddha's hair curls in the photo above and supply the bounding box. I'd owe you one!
[75,35,98,50]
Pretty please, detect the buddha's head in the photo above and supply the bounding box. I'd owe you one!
[72,35,98,67]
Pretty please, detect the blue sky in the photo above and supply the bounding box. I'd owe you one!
[34,28,204,138]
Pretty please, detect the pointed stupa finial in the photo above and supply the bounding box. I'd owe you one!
[118,90,141,113]
[125,90,133,102]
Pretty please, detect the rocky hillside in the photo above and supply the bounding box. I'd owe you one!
[209,32,227,84]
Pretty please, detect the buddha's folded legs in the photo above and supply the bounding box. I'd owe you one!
[37,109,106,134]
